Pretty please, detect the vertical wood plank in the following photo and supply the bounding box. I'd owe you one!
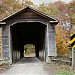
[48,24,57,56]
[2,25,9,58]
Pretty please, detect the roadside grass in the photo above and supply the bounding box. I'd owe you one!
[56,70,74,75]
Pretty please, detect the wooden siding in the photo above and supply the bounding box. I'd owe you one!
[2,25,9,58]
[48,24,57,56]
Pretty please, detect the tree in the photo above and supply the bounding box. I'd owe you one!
[38,3,59,17]
[21,0,35,7]
[0,0,23,20]
[56,24,70,56]
[68,0,75,28]
[54,1,69,24]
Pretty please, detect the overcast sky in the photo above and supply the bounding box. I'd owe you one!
[31,0,71,5]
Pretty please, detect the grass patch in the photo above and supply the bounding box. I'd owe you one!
[56,70,74,75]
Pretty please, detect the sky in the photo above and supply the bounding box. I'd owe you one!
[31,0,71,5]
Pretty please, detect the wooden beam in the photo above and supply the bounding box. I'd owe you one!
[50,21,58,23]
[0,22,6,24]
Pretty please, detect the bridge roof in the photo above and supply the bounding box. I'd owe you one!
[0,5,58,24]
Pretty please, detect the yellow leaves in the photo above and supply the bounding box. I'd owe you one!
[56,25,70,56]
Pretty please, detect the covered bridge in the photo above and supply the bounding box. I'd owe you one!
[0,6,58,64]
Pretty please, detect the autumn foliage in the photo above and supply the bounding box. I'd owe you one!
[56,24,70,56]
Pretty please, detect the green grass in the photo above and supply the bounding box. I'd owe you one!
[56,70,74,75]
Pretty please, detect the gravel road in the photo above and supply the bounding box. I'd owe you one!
[0,57,56,75]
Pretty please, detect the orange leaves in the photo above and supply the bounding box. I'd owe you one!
[56,24,70,56]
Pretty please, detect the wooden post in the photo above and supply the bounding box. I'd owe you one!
[71,47,74,71]
[0,28,2,58]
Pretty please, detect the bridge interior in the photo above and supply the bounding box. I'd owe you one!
[10,22,47,62]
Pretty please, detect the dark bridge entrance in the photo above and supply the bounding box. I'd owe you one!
[10,22,46,62]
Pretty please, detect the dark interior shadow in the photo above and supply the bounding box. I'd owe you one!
[15,57,42,64]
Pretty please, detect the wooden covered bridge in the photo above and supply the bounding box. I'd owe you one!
[0,6,58,64]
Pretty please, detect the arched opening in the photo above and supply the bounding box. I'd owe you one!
[10,22,47,63]
[24,44,35,57]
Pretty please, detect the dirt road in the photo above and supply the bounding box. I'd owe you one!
[0,57,55,75]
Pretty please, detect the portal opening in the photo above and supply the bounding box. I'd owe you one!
[24,44,35,57]
[10,22,46,63]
